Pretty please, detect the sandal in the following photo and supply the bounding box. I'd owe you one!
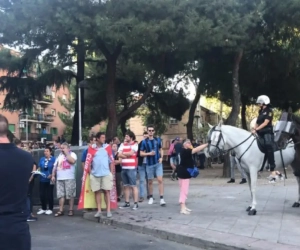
[68,210,74,216]
[54,211,64,217]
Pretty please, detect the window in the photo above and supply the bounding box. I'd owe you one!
[51,127,58,135]
[62,94,67,101]
[52,91,56,99]
[8,124,15,133]
[169,118,178,124]
[51,109,56,116]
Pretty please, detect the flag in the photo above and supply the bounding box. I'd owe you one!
[78,144,118,210]
[78,146,97,209]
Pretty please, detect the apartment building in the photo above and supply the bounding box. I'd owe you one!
[0,81,69,142]
[0,45,70,143]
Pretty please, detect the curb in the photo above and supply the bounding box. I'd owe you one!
[83,212,247,250]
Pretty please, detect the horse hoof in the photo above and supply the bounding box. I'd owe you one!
[248,209,257,216]
[246,206,252,212]
[292,202,300,208]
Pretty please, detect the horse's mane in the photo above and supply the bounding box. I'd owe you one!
[289,113,300,126]
[222,125,251,136]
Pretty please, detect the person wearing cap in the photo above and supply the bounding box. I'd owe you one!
[168,138,179,180]
[252,95,282,183]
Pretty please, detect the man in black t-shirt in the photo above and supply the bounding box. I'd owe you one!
[0,115,32,250]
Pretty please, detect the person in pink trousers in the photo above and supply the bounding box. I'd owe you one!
[177,140,208,214]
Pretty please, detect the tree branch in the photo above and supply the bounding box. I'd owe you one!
[61,58,104,68]
[96,38,111,59]
[118,72,159,120]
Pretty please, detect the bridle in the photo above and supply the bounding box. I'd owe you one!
[207,126,257,162]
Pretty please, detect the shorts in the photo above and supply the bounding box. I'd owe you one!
[90,173,113,192]
[121,169,137,187]
[170,156,179,166]
[146,163,163,179]
[56,179,76,199]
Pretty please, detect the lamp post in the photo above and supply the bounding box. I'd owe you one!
[78,80,88,146]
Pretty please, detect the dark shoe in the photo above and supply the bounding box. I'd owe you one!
[119,203,130,209]
[240,178,247,184]
[227,179,235,183]
[139,197,144,203]
[117,198,121,202]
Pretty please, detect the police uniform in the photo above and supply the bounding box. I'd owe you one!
[256,106,276,171]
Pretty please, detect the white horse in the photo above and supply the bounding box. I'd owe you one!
[207,122,295,215]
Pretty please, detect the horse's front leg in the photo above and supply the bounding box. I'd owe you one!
[245,171,253,212]
[247,169,258,215]
[292,176,300,207]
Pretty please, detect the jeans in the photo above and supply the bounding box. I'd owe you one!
[121,169,137,186]
[146,163,163,179]
[138,164,148,198]
[39,182,54,211]
[0,214,31,250]
[27,181,34,217]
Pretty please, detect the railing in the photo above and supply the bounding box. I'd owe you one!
[20,133,53,141]
[37,95,53,103]
[19,113,54,122]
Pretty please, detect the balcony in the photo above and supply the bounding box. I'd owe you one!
[20,113,54,123]
[20,133,53,141]
[36,95,53,105]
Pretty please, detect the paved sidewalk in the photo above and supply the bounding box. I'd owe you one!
[83,165,300,250]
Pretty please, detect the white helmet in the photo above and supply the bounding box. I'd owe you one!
[256,95,270,105]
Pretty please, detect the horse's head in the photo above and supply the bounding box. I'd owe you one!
[207,121,226,158]
[274,112,296,149]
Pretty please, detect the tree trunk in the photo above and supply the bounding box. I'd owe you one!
[241,95,248,130]
[225,49,243,126]
[105,58,119,139]
[71,39,85,145]
[186,91,201,141]
[223,49,243,178]
[120,118,127,136]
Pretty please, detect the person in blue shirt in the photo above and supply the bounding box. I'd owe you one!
[140,124,166,206]
[37,147,56,215]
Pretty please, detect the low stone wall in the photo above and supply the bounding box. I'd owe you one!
[31,146,87,205]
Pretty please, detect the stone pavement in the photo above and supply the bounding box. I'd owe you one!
[83,165,300,250]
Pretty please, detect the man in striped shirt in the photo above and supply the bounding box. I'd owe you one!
[118,131,139,210]
[140,125,166,206]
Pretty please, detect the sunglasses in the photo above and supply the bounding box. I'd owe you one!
[148,129,154,132]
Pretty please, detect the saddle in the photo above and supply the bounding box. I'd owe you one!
[256,136,279,154]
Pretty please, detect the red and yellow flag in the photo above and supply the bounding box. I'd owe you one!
[78,145,118,210]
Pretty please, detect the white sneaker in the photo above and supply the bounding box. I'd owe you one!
[45,210,53,215]
[94,211,101,218]
[160,199,166,206]
[37,209,46,215]
[148,198,154,205]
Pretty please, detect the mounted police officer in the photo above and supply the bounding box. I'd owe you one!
[252,95,282,182]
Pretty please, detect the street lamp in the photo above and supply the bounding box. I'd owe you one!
[78,80,89,146]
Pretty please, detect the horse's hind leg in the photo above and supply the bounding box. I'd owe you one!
[247,169,258,215]
[292,176,300,207]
